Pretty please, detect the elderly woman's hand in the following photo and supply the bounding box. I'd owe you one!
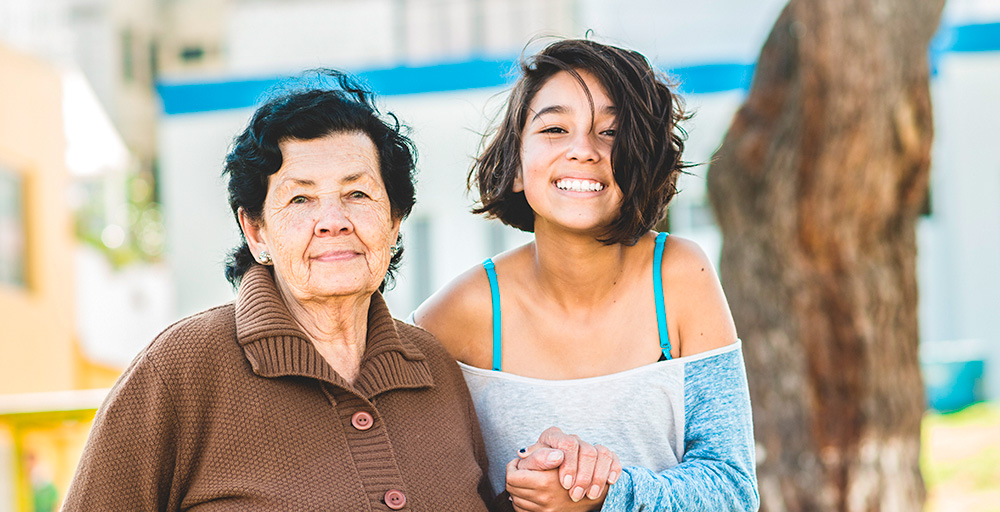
[507,427,621,511]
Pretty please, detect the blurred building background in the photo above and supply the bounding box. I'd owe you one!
[0,0,997,510]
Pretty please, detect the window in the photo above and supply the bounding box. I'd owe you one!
[180,46,205,62]
[121,29,134,82]
[149,39,159,80]
[0,165,26,287]
[408,217,433,305]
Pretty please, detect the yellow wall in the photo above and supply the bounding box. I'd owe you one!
[0,44,126,512]
[0,45,77,394]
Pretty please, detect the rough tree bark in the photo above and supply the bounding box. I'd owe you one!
[706,1,945,511]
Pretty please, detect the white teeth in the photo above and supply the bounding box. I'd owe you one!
[556,179,605,192]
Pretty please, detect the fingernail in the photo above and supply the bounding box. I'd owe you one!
[588,485,601,500]
[570,486,585,502]
[518,447,526,453]
[562,475,573,490]
[546,451,562,463]
[608,471,618,484]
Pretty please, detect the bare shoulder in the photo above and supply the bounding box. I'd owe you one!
[659,235,739,356]
[412,261,494,367]
[660,235,716,279]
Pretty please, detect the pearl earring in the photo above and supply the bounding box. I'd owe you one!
[258,251,272,265]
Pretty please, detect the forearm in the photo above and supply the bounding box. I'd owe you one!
[603,461,758,511]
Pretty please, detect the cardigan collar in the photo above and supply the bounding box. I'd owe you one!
[234,264,433,399]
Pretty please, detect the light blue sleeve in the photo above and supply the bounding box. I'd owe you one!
[602,346,759,511]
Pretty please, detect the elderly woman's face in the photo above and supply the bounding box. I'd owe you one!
[244,132,400,303]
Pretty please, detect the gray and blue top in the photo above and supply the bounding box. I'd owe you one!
[460,232,760,511]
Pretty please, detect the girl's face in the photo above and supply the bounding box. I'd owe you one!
[517,69,623,236]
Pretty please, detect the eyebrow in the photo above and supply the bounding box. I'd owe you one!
[278,178,315,188]
[340,172,366,184]
[531,105,568,123]
[277,172,370,189]
[530,104,617,124]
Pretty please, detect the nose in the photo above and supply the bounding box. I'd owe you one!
[565,131,601,162]
[314,199,353,236]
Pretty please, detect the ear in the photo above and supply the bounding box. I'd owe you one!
[238,208,268,260]
[512,168,524,193]
[390,216,402,247]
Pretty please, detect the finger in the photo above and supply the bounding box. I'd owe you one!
[549,433,580,491]
[506,457,550,491]
[516,447,564,471]
[506,457,524,485]
[509,494,541,512]
[517,442,545,459]
[535,426,567,448]
[587,444,614,500]
[505,463,547,512]
[609,450,622,485]
[569,439,598,502]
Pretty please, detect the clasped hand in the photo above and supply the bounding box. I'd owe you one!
[505,427,622,512]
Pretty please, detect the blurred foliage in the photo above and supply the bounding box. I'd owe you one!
[74,172,165,268]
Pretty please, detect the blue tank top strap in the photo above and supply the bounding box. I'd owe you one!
[482,258,502,371]
[653,232,672,360]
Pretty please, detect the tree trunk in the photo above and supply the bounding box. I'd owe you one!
[706,1,945,511]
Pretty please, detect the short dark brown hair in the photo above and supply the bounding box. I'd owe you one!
[223,70,417,290]
[470,39,691,245]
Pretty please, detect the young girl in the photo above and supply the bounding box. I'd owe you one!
[415,39,758,511]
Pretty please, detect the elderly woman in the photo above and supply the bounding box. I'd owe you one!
[63,72,500,511]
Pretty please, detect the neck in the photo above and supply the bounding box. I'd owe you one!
[275,282,374,382]
[529,225,629,309]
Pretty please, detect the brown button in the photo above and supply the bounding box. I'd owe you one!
[351,411,374,430]
[384,489,406,510]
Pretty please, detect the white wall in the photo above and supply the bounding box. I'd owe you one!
[577,0,786,65]
[226,1,397,76]
[381,88,519,315]
[158,109,251,317]
[926,51,1000,398]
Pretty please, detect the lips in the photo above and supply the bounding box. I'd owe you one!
[555,178,605,192]
[312,249,361,262]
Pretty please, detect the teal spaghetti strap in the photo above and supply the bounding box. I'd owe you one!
[483,258,502,371]
[653,232,672,360]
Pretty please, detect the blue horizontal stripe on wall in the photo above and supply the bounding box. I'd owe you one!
[156,59,518,115]
[364,59,518,95]
[940,22,1000,52]
[157,61,755,115]
[156,78,278,115]
[157,21,999,116]
[669,63,754,95]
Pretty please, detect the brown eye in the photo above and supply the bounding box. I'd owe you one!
[290,196,307,204]
[349,191,369,199]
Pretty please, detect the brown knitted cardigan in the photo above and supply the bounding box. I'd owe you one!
[63,264,495,511]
